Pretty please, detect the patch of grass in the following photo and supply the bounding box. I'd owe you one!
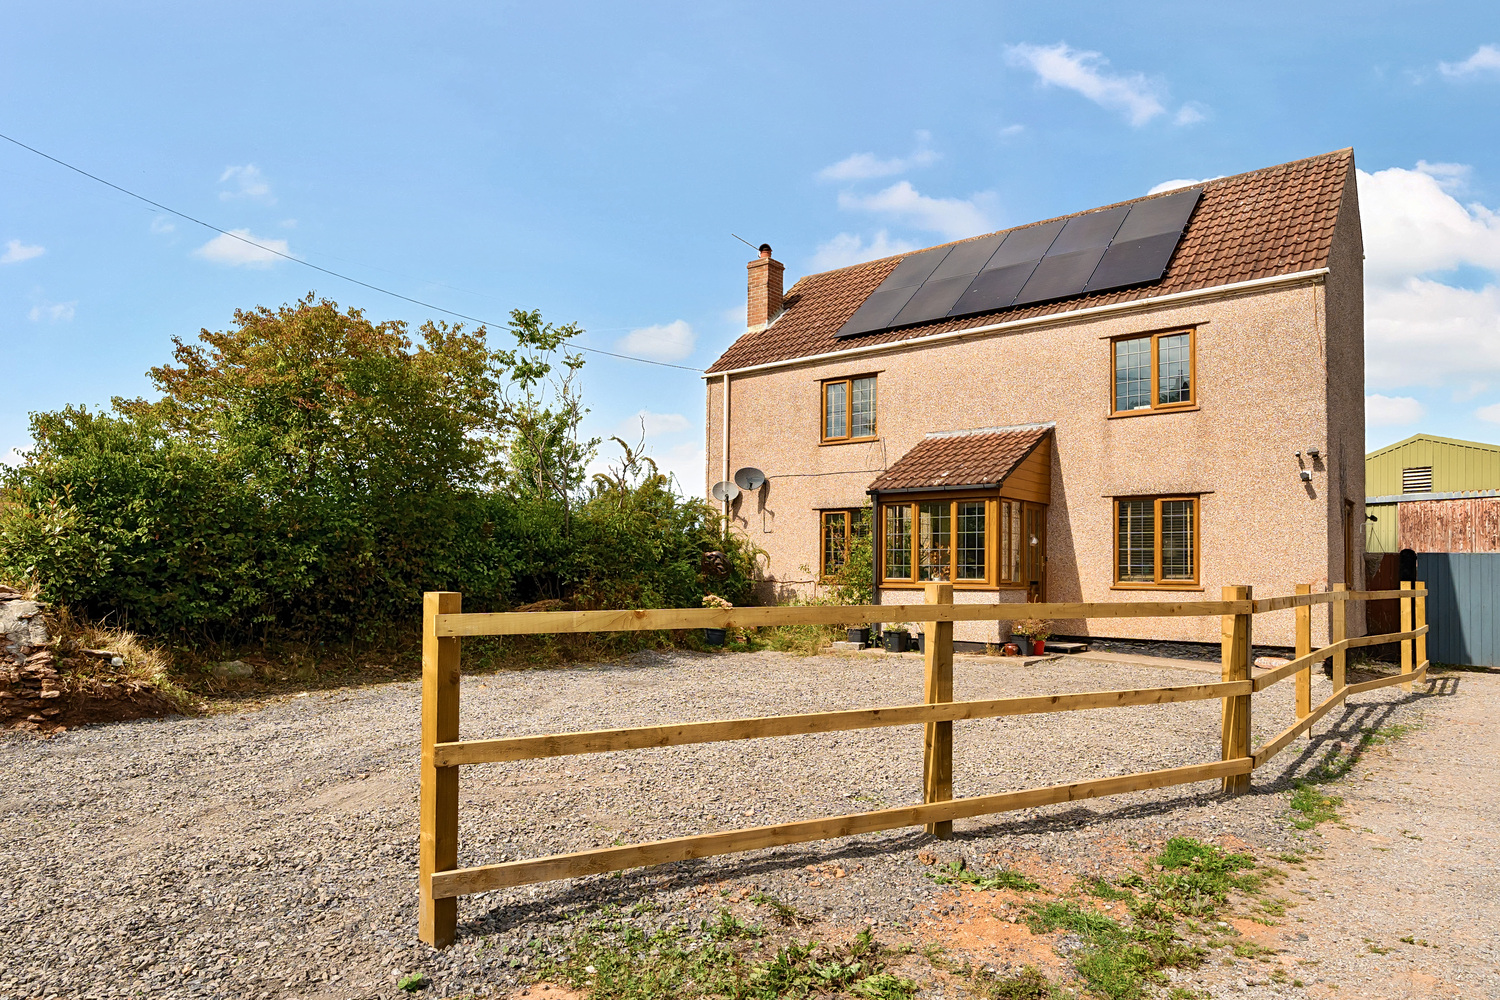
[926,862,1040,892]
[1023,900,1201,1000]
[1141,839,1258,915]
[747,892,813,927]
[1079,876,1134,902]
[1289,784,1344,829]
[982,966,1060,999]
[542,913,912,1000]
[1232,941,1275,959]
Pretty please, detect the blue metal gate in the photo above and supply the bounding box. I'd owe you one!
[1420,552,1500,667]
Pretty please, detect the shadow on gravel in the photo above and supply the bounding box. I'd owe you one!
[455,680,1446,944]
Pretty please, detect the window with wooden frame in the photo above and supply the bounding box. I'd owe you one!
[819,509,869,579]
[1113,496,1199,588]
[1111,329,1195,415]
[822,375,877,442]
[879,496,1039,588]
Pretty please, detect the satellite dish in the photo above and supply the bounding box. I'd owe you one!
[734,467,767,491]
[711,481,740,502]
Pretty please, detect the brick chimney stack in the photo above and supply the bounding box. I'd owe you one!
[746,243,784,330]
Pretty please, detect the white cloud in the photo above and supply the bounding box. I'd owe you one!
[1364,394,1427,426]
[1365,278,1500,388]
[28,301,76,323]
[1005,42,1167,126]
[1358,162,1500,284]
[616,319,695,361]
[819,132,940,181]
[838,181,994,239]
[2,447,25,468]
[1439,44,1500,79]
[149,216,175,235]
[193,229,292,267]
[218,164,275,203]
[1,240,44,264]
[808,231,920,271]
[616,410,691,438]
[1146,175,1224,195]
[999,124,1025,138]
[1173,102,1209,126]
[1477,401,1500,423]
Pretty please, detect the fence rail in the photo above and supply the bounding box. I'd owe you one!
[417,582,1431,947]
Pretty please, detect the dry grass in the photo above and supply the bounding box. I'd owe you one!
[45,604,199,714]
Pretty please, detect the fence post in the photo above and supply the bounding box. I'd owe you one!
[922,582,954,839]
[1295,583,1312,722]
[1331,583,1347,699]
[1415,580,1427,674]
[420,591,462,948]
[1400,580,1414,692]
[1220,585,1252,793]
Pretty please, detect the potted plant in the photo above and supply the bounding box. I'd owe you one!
[1011,618,1053,656]
[702,594,731,646]
[882,624,910,653]
[845,625,871,646]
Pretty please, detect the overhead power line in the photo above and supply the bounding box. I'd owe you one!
[0,131,704,372]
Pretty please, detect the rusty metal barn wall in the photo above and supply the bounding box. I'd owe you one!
[1398,497,1500,553]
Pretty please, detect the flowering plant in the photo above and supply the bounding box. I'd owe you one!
[1010,618,1053,641]
[702,594,733,610]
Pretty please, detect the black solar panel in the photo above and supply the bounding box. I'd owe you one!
[1046,206,1130,256]
[1011,247,1109,306]
[835,186,1202,338]
[982,220,1066,270]
[945,261,1040,316]
[928,233,1004,282]
[888,274,975,327]
[881,246,952,289]
[1113,187,1202,242]
[1084,232,1183,292]
[835,284,921,338]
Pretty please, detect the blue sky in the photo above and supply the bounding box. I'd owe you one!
[3,2,1499,491]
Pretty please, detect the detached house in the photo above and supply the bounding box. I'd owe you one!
[705,150,1366,648]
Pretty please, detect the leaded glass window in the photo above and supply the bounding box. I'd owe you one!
[1112,329,1195,414]
[917,502,951,581]
[822,375,877,441]
[1114,336,1152,412]
[956,502,986,580]
[883,504,912,580]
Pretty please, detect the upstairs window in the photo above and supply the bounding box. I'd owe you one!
[822,375,877,442]
[1112,330,1195,415]
[1114,496,1198,588]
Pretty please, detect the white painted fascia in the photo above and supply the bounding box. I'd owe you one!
[701,267,1330,381]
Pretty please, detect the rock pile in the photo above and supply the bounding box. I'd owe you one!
[1,585,182,734]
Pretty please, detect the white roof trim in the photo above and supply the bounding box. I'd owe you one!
[924,422,1056,439]
[703,267,1330,380]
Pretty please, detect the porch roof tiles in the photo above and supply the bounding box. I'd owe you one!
[868,424,1054,493]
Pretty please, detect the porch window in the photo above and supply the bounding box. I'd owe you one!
[1114,496,1198,587]
[822,375,877,442]
[881,497,1036,587]
[1112,330,1195,414]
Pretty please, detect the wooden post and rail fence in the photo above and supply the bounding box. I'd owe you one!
[418,583,1430,947]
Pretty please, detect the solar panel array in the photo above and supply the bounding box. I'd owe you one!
[835,187,1203,339]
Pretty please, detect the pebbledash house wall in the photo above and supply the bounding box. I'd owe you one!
[705,225,1366,649]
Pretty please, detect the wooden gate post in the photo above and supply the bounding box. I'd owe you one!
[1294,583,1312,722]
[922,583,954,839]
[1220,585,1252,794]
[1330,583,1347,699]
[420,591,462,948]
[1415,580,1427,675]
[1400,580,1414,692]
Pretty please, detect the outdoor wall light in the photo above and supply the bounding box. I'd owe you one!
[1306,446,1322,458]
[1300,470,1313,482]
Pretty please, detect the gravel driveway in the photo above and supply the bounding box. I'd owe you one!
[0,648,1452,1000]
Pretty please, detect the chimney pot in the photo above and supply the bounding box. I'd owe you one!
[747,245,784,329]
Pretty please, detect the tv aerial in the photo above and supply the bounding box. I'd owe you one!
[733,467,766,492]
[710,481,740,502]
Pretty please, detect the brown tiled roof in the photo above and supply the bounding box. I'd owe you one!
[868,424,1053,493]
[707,149,1353,373]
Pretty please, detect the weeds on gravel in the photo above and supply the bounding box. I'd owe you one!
[925,862,1040,892]
[397,972,427,992]
[747,892,814,928]
[542,914,913,1000]
[1078,876,1133,902]
[1289,784,1344,829]
[973,965,1060,999]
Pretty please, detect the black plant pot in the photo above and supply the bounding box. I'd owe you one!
[703,628,727,646]
[846,627,870,646]
[916,633,926,653]
[883,632,909,653]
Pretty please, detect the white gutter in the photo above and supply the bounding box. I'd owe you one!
[701,268,1330,380]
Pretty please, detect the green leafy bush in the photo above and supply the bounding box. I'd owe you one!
[0,297,756,642]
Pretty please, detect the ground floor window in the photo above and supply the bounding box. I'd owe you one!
[880,497,1040,587]
[1114,496,1198,587]
[820,508,869,579]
